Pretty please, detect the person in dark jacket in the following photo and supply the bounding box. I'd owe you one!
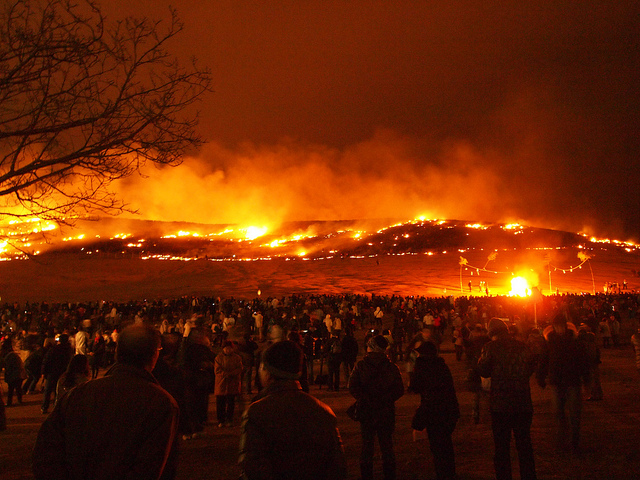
[1,338,26,406]
[341,330,359,381]
[477,318,537,480]
[539,313,590,452]
[348,335,404,480]
[23,344,44,394]
[240,340,346,480]
[324,332,343,391]
[33,324,179,480]
[179,326,215,435]
[40,334,73,414]
[409,340,459,480]
[464,323,490,424]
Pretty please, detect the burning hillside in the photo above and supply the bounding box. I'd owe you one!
[2,216,639,263]
[1,216,640,302]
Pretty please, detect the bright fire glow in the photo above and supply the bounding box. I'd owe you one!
[510,276,532,297]
[244,226,268,240]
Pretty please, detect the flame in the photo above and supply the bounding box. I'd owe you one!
[244,226,268,240]
[510,277,531,297]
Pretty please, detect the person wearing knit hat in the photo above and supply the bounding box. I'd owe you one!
[240,341,347,479]
[261,339,303,380]
[348,334,404,480]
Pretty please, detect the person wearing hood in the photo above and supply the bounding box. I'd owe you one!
[409,340,459,480]
[477,318,537,480]
[348,335,404,480]
[214,340,243,427]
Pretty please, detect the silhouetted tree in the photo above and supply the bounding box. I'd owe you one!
[0,0,211,224]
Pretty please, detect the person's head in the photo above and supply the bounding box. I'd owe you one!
[287,331,302,344]
[552,313,567,335]
[66,354,89,377]
[259,340,303,386]
[116,324,162,372]
[367,335,388,353]
[487,318,509,339]
[415,340,437,357]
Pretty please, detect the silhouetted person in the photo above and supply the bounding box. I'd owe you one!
[33,324,179,480]
[409,341,459,480]
[349,335,404,480]
[478,318,537,480]
[240,340,346,479]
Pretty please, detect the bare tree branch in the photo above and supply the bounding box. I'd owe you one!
[0,0,212,224]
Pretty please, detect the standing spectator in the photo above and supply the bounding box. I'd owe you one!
[214,341,243,427]
[609,314,621,347]
[303,330,316,387]
[325,332,343,391]
[287,331,310,393]
[252,311,264,342]
[539,314,590,452]
[180,326,215,435]
[348,335,404,480]
[56,354,90,402]
[89,331,106,379]
[23,344,44,394]
[452,325,464,361]
[237,334,259,395]
[40,334,73,414]
[374,307,384,327]
[33,324,179,480]
[477,318,537,480]
[577,324,603,401]
[465,324,490,424]
[598,317,611,348]
[74,323,90,355]
[341,330,359,381]
[239,340,347,479]
[1,338,26,407]
[409,341,459,480]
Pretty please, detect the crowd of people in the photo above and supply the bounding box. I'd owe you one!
[1,290,639,478]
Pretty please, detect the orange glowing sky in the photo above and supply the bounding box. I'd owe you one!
[104,1,639,242]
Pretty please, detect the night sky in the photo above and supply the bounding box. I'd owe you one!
[107,1,639,241]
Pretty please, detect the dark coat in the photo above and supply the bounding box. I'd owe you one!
[33,363,179,480]
[540,330,590,388]
[477,334,536,413]
[240,380,347,480]
[409,354,460,424]
[348,351,404,426]
[41,342,73,379]
[341,334,359,364]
